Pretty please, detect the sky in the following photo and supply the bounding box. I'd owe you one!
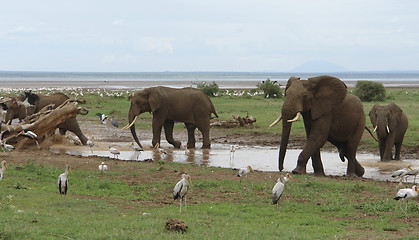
[0,0,418,72]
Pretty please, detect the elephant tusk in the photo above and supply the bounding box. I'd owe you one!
[386,125,390,134]
[122,116,138,130]
[373,126,377,133]
[287,112,301,123]
[269,115,282,128]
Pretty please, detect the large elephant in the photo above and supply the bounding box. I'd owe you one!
[270,76,366,177]
[4,92,89,145]
[369,103,408,161]
[125,86,218,149]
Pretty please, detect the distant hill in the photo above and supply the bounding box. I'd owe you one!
[291,60,348,72]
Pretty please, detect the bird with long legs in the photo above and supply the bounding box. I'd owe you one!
[109,146,120,159]
[230,145,236,166]
[406,166,419,184]
[173,174,192,213]
[237,165,254,183]
[58,165,72,195]
[0,160,8,181]
[111,115,118,128]
[272,173,293,209]
[392,166,413,184]
[154,143,167,155]
[98,162,108,173]
[394,185,419,221]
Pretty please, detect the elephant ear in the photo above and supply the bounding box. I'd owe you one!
[285,76,300,96]
[148,88,162,113]
[388,103,402,128]
[369,103,380,126]
[308,76,347,120]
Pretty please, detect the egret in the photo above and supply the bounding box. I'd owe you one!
[391,166,412,184]
[58,165,72,195]
[111,116,118,128]
[109,146,120,159]
[96,113,108,124]
[394,185,419,219]
[0,160,8,181]
[272,173,293,208]
[173,174,192,213]
[237,165,254,183]
[154,143,167,155]
[98,162,108,173]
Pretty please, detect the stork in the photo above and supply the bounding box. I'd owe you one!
[272,173,293,208]
[238,165,254,183]
[154,143,167,155]
[173,174,192,213]
[111,115,118,128]
[58,165,71,195]
[0,160,8,181]
[98,162,108,173]
[96,113,108,124]
[109,146,120,159]
[394,185,419,220]
[391,166,413,184]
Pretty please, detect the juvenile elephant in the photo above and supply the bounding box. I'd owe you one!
[125,86,218,149]
[270,76,366,177]
[5,92,89,145]
[369,103,408,161]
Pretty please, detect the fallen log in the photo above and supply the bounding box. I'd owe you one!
[211,113,256,128]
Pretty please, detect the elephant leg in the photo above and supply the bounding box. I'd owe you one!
[394,142,402,160]
[196,120,211,149]
[294,133,327,175]
[185,123,196,149]
[311,149,325,176]
[152,116,164,148]
[164,120,181,148]
[378,141,386,161]
[60,118,88,145]
[382,135,395,161]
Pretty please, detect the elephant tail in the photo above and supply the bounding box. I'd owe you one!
[78,108,89,115]
[210,109,218,119]
[365,126,378,142]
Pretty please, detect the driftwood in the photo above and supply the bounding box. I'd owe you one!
[211,113,256,128]
[1,98,81,150]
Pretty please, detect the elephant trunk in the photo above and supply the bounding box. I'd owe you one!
[376,118,388,139]
[278,120,292,171]
[128,111,143,148]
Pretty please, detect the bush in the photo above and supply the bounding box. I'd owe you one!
[257,79,282,98]
[194,81,219,97]
[353,81,386,102]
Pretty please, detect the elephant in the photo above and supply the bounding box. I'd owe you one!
[125,86,218,149]
[369,103,408,161]
[4,92,89,145]
[270,76,366,177]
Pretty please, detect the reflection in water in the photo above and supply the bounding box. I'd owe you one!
[49,142,418,182]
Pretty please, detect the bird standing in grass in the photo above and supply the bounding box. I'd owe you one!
[109,146,120,159]
[111,115,118,128]
[238,165,254,182]
[0,160,8,181]
[173,174,192,213]
[98,162,108,173]
[272,173,293,208]
[394,185,419,220]
[58,165,71,195]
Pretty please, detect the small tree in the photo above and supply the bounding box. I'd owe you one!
[194,81,219,97]
[257,79,282,98]
[353,81,386,102]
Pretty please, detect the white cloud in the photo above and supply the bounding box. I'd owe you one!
[134,37,175,54]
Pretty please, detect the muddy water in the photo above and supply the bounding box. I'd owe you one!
[50,141,418,183]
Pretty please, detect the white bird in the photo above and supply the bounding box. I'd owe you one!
[109,146,120,159]
[57,165,72,195]
[98,162,108,173]
[406,167,419,184]
[184,145,191,155]
[173,174,192,213]
[394,185,419,219]
[87,137,94,153]
[238,165,254,182]
[154,143,167,155]
[272,173,293,207]
[130,142,143,152]
[96,113,108,124]
[17,130,38,140]
[392,166,412,184]
[111,116,118,128]
[0,160,8,181]
[230,145,236,165]
[1,142,14,152]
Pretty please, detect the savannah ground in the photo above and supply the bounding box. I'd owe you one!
[0,87,418,239]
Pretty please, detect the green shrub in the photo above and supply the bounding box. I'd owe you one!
[194,81,219,97]
[353,81,386,102]
[257,79,282,98]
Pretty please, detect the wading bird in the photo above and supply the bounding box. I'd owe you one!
[98,162,108,173]
[111,116,118,128]
[392,166,413,184]
[154,143,167,155]
[17,130,38,140]
[173,174,192,213]
[130,142,143,152]
[238,165,254,182]
[230,145,235,165]
[184,145,191,155]
[58,165,71,195]
[406,167,419,184]
[96,113,108,124]
[272,173,293,208]
[0,160,8,181]
[87,137,94,153]
[394,185,419,220]
[109,146,120,159]
[1,142,14,152]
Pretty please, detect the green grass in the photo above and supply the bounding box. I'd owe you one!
[0,160,418,239]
